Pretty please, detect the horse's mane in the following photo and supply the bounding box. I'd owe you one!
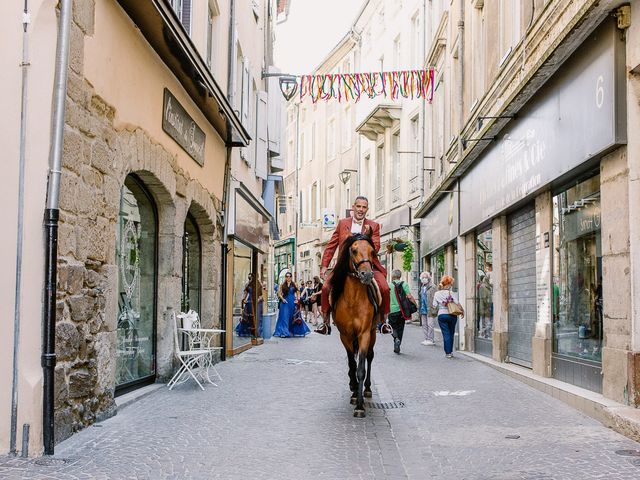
[331,233,375,308]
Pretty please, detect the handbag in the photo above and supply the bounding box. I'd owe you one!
[446,294,464,316]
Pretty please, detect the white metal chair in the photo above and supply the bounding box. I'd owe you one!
[167,311,211,391]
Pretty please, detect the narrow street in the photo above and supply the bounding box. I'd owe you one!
[2,324,639,480]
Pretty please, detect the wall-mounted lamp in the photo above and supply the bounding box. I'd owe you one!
[476,114,516,131]
[339,169,358,185]
[461,136,496,150]
[262,71,299,100]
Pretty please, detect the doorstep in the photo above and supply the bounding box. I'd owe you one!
[115,384,164,411]
[461,351,640,443]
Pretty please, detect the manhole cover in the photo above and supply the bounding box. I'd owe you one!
[615,450,640,457]
[33,458,71,467]
[366,401,405,409]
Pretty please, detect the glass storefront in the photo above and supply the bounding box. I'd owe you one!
[181,213,201,313]
[232,240,254,349]
[116,175,157,392]
[552,175,602,366]
[475,230,494,354]
[429,249,445,286]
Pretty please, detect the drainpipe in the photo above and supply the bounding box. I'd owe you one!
[456,0,465,163]
[420,0,426,201]
[10,0,31,456]
[220,0,237,360]
[42,0,72,455]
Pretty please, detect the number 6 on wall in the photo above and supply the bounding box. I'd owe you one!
[595,75,604,109]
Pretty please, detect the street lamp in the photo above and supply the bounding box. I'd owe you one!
[262,71,298,101]
[339,169,357,185]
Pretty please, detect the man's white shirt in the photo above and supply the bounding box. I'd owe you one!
[351,218,364,234]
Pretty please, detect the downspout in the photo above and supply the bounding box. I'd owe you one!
[42,0,72,455]
[420,0,426,201]
[220,0,237,360]
[456,0,465,348]
[10,0,31,456]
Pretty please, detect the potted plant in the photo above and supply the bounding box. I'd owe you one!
[401,242,414,272]
[386,238,407,254]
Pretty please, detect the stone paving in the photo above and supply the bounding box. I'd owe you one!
[2,324,640,480]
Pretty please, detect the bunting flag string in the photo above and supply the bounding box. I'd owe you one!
[297,69,434,104]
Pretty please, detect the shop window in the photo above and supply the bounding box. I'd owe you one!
[233,241,254,349]
[552,175,602,364]
[429,249,445,286]
[476,230,493,340]
[116,175,158,392]
[181,213,201,314]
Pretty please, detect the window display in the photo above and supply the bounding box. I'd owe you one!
[116,175,157,390]
[476,230,493,340]
[552,175,602,363]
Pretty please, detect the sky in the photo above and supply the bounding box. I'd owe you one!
[274,0,364,75]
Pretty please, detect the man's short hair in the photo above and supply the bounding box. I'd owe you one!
[392,269,402,279]
[354,195,369,204]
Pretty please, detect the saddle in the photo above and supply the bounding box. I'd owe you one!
[328,277,382,311]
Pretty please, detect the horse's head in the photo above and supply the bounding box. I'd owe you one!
[349,236,375,286]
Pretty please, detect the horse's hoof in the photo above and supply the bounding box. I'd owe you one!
[353,409,366,418]
[364,390,372,398]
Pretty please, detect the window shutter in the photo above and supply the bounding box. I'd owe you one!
[241,58,251,127]
[316,179,321,220]
[181,0,192,35]
[255,91,268,179]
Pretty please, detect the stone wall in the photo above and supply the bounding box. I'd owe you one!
[54,1,224,443]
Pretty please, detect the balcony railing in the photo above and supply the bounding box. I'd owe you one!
[409,176,419,194]
[392,185,401,204]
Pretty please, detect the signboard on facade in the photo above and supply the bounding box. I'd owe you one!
[322,209,336,228]
[459,20,624,234]
[420,190,458,257]
[162,88,206,166]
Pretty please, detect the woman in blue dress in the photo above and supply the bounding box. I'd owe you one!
[235,275,254,337]
[273,273,309,337]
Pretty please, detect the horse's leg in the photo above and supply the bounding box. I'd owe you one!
[347,351,357,404]
[364,346,374,398]
[354,330,371,418]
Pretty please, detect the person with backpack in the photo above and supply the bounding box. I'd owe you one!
[389,269,418,354]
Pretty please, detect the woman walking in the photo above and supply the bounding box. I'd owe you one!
[419,272,437,346]
[432,275,464,358]
[273,273,304,338]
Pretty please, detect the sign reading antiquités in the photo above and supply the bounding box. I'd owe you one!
[162,89,206,166]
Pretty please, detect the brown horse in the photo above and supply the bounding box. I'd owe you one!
[330,233,382,418]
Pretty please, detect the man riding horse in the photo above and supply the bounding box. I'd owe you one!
[315,196,391,335]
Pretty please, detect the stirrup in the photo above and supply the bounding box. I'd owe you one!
[380,323,393,335]
[314,323,331,335]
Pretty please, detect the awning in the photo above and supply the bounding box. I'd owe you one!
[116,0,251,147]
[355,104,401,141]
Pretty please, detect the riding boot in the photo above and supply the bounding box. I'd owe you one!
[314,312,332,335]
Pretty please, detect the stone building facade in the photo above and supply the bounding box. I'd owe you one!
[1,0,281,455]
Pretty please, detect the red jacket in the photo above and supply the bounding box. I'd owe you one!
[321,217,386,275]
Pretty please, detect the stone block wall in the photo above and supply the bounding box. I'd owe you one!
[54,1,224,443]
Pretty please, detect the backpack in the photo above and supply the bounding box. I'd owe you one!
[394,281,418,319]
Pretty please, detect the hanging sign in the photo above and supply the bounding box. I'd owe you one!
[296,69,434,103]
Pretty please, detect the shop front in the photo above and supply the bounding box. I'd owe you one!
[228,186,271,355]
[454,19,624,391]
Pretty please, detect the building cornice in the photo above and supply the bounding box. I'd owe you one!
[116,0,251,147]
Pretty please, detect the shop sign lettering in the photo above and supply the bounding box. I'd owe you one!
[162,89,206,166]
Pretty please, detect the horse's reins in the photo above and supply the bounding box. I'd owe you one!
[348,256,379,320]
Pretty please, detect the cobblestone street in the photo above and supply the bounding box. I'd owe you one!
[2,324,640,480]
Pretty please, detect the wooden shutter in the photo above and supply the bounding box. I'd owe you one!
[255,91,268,179]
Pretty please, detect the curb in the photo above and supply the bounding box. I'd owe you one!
[114,384,164,411]
[460,351,640,443]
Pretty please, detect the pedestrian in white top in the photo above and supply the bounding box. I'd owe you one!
[432,275,464,358]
